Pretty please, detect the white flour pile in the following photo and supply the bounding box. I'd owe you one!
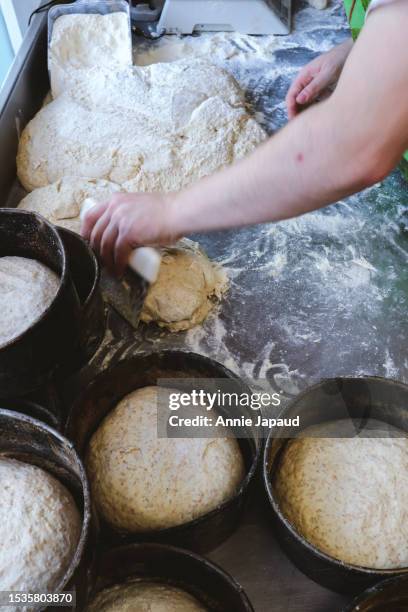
[0,257,60,347]
[17,13,266,192]
[0,458,81,612]
[49,12,132,98]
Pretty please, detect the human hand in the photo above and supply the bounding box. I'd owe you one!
[286,39,353,120]
[81,192,177,277]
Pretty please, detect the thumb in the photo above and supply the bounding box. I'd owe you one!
[296,74,328,105]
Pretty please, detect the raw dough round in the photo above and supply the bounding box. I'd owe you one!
[0,457,81,610]
[17,59,266,192]
[18,177,123,233]
[86,582,207,612]
[0,257,60,347]
[274,419,408,569]
[141,240,228,332]
[86,386,245,533]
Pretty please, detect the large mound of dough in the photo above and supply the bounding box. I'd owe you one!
[18,177,123,233]
[0,458,81,605]
[274,420,408,569]
[17,59,266,192]
[86,582,207,612]
[0,257,60,347]
[86,386,245,533]
[141,240,228,332]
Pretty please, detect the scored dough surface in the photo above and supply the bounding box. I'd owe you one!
[0,257,60,347]
[0,458,81,612]
[86,582,208,612]
[86,386,245,533]
[18,177,124,233]
[141,240,228,332]
[274,419,408,569]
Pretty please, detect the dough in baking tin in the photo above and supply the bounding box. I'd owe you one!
[49,12,132,98]
[141,239,228,332]
[86,386,245,533]
[17,59,266,192]
[0,458,81,611]
[274,419,408,569]
[18,177,123,233]
[0,257,59,347]
[86,582,208,612]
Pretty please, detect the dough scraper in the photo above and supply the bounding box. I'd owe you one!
[81,198,161,330]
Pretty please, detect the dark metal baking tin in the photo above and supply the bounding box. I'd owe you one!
[344,575,408,611]
[0,209,81,398]
[0,409,92,611]
[57,228,105,373]
[66,350,261,554]
[87,543,254,612]
[263,376,408,594]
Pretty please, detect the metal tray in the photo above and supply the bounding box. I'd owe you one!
[0,3,399,610]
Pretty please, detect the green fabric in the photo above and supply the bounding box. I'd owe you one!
[343,0,407,179]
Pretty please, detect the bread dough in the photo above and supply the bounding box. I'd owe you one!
[86,582,207,612]
[141,240,228,332]
[86,386,245,533]
[0,257,60,347]
[18,177,123,233]
[274,419,408,569]
[0,458,81,612]
[17,58,266,192]
[49,12,132,98]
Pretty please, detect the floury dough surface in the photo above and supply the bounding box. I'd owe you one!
[86,582,207,612]
[274,419,408,569]
[0,458,81,612]
[17,58,266,192]
[0,257,59,347]
[49,12,132,98]
[86,386,245,533]
[18,177,124,233]
[141,240,228,332]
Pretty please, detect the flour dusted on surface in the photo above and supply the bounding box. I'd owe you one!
[86,582,208,612]
[141,239,228,332]
[0,257,59,347]
[17,58,266,192]
[49,12,132,98]
[275,419,408,569]
[18,177,124,233]
[0,458,81,612]
[86,386,245,532]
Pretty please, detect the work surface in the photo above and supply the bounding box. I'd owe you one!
[6,1,407,610]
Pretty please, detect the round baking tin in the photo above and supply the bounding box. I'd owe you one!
[86,543,254,612]
[57,227,105,372]
[0,409,92,611]
[66,350,261,553]
[0,209,81,398]
[344,575,408,611]
[263,376,408,594]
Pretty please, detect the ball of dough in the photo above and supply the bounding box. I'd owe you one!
[86,582,207,612]
[86,386,245,532]
[0,458,81,607]
[18,177,123,233]
[274,420,408,569]
[141,240,228,332]
[0,257,60,347]
[17,59,266,192]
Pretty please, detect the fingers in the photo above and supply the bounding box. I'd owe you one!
[114,229,133,278]
[89,208,111,254]
[80,201,108,240]
[295,72,330,106]
[286,70,314,119]
[100,223,119,275]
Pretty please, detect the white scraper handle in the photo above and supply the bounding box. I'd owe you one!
[81,198,161,284]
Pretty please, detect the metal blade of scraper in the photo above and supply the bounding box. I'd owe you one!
[81,199,161,330]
